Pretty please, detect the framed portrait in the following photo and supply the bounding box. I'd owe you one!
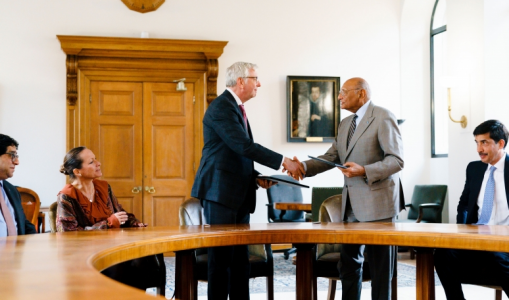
[287,76,341,143]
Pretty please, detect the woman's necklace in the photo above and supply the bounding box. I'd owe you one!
[82,189,95,202]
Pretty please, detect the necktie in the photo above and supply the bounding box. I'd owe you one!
[477,166,497,225]
[0,182,17,236]
[347,114,358,149]
[239,104,248,130]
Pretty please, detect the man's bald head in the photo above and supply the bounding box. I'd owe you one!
[339,77,371,113]
[345,77,371,100]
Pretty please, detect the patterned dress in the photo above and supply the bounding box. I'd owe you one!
[56,179,139,232]
[55,179,166,294]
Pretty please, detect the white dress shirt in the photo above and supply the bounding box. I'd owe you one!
[477,155,509,225]
[0,180,18,237]
[353,100,371,125]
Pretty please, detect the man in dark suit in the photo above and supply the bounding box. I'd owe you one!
[434,120,509,299]
[191,62,302,300]
[0,134,37,237]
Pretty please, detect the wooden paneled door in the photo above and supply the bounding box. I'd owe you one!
[90,82,144,218]
[142,82,194,227]
[90,81,194,227]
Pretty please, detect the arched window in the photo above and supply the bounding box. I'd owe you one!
[430,0,447,157]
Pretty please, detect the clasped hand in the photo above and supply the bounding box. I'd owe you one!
[282,156,305,180]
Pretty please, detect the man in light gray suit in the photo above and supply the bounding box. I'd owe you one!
[287,77,404,300]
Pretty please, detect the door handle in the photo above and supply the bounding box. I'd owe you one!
[131,186,142,194]
[145,186,156,194]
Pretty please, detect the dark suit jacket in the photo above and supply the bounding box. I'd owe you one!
[2,180,37,235]
[457,154,509,224]
[191,90,283,212]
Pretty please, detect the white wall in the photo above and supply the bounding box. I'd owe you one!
[484,0,509,123]
[446,0,485,222]
[399,0,441,220]
[0,0,403,225]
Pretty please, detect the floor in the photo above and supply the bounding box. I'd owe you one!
[195,251,508,300]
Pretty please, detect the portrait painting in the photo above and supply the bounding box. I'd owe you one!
[287,76,340,143]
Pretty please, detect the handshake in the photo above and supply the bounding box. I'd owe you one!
[282,157,305,180]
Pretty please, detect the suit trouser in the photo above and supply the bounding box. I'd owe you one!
[202,199,250,300]
[434,248,509,300]
[339,199,395,300]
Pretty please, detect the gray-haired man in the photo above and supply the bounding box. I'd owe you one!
[191,62,302,299]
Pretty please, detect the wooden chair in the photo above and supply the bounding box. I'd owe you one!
[179,198,274,300]
[310,187,343,222]
[48,201,58,233]
[16,187,41,233]
[313,195,398,300]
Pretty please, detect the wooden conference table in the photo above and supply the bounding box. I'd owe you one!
[2,222,509,300]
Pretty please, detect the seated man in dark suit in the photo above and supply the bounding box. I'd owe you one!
[191,61,302,300]
[0,134,37,237]
[434,120,509,299]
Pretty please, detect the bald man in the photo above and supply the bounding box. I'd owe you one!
[288,78,404,300]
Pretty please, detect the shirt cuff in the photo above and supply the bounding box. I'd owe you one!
[302,161,308,172]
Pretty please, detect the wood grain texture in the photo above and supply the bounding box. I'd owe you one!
[121,0,165,13]
[2,223,509,300]
[274,203,312,212]
[58,35,227,152]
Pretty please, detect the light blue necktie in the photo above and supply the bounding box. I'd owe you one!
[477,166,497,225]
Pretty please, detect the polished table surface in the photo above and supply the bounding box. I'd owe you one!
[2,222,509,300]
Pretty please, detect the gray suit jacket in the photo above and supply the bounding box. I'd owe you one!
[305,101,404,222]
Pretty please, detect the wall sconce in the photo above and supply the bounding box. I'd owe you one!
[447,88,467,128]
[440,76,468,128]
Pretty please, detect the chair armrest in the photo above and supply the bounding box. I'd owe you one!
[404,203,412,208]
[417,203,441,223]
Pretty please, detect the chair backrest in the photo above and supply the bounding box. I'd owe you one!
[49,201,58,233]
[407,185,448,223]
[179,198,205,226]
[178,197,267,259]
[317,195,343,258]
[311,187,343,222]
[16,187,41,233]
[266,175,304,222]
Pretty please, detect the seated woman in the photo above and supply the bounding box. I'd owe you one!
[56,146,166,295]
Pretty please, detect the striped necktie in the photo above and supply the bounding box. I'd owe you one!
[477,166,496,225]
[0,182,17,236]
[239,104,248,130]
[347,114,358,149]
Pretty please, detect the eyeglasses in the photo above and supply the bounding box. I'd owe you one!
[243,76,259,83]
[339,88,361,96]
[4,152,19,162]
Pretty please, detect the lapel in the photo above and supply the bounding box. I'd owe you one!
[224,90,250,138]
[471,162,486,207]
[345,102,375,158]
[504,154,509,207]
[2,181,21,233]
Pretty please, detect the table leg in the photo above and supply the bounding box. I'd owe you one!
[175,250,196,300]
[415,247,435,300]
[294,244,314,300]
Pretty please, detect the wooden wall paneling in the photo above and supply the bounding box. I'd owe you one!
[90,82,144,218]
[58,35,227,225]
[142,82,194,226]
[194,74,206,174]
